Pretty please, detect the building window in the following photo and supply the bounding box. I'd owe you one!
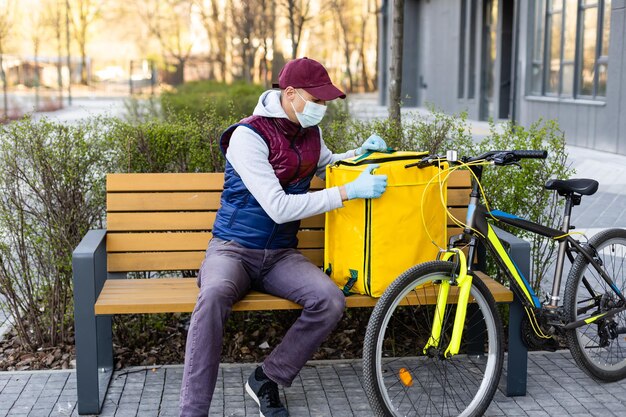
[530,0,611,99]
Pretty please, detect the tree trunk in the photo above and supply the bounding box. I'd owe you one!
[359,11,371,91]
[289,18,297,59]
[34,45,40,111]
[173,59,185,85]
[0,44,7,120]
[65,0,72,106]
[80,41,88,85]
[56,3,63,107]
[388,0,404,125]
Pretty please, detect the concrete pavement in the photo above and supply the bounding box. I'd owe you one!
[1,352,626,416]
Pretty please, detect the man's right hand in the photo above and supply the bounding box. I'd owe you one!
[344,165,388,200]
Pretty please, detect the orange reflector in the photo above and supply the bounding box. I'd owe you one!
[398,367,413,387]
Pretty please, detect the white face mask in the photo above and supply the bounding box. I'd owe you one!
[291,90,327,128]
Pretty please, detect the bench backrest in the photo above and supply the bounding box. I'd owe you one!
[106,171,471,274]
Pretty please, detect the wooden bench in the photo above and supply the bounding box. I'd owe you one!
[72,170,530,415]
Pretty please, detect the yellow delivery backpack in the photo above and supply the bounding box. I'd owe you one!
[324,151,448,297]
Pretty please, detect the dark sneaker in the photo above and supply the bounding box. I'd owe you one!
[245,366,289,417]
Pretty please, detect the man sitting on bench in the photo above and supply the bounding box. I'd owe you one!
[179,57,389,417]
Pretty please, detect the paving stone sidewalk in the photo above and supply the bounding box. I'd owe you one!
[1,351,626,416]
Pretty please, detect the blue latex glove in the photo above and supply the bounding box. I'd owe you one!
[345,165,388,200]
[357,134,387,155]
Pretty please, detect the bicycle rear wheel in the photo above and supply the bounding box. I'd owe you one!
[564,228,626,381]
[363,261,504,417]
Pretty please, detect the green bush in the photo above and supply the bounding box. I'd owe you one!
[478,119,575,293]
[322,107,474,156]
[107,108,233,173]
[161,80,265,120]
[0,117,112,349]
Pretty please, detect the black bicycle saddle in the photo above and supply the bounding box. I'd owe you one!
[544,178,599,196]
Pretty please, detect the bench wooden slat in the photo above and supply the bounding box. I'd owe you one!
[107,249,324,272]
[447,171,471,188]
[107,212,217,232]
[108,173,225,192]
[107,224,462,253]
[107,179,467,212]
[107,172,464,193]
[107,232,213,252]
[107,211,466,234]
[107,212,326,233]
[106,230,326,252]
[107,192,222,212]
[107,173,326,192]
[94,274,512,315]
[447,189,470,206]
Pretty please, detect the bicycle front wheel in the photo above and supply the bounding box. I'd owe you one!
[363,261,504,417]
[564,228,626,381]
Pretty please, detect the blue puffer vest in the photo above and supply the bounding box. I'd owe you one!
[211,115,321,249]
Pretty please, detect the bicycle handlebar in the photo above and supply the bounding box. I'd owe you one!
[466,149,548,164]
[410,149,548,168]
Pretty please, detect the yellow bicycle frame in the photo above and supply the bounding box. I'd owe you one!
[423,249,473,358]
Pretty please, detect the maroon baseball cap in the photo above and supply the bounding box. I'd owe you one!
[273,57,346,100]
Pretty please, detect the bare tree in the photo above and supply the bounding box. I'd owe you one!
[230,0,269,82]
[359,0,377,91]
[330,0,354,91]
[279,0,313,59]
[68,0,102,85]
[257,0,276,86]
[328,0,377,92]
[29,5,52,110]
[48,0,65,106]
[388,0,404,124]
[195,0,229,81]
[0,0,17,120]
[139,0,195,85]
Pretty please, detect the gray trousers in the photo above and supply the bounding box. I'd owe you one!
[179,238,346,417]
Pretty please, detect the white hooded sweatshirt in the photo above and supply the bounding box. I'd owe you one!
[226,90,356,225]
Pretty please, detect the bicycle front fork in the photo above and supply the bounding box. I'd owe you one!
[423,249,473,358]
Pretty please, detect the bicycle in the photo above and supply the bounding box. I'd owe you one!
[362,149,626,417]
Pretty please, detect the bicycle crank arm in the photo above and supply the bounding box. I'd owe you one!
[563,306,626,330]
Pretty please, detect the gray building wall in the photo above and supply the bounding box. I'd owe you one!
[379,0,626,154]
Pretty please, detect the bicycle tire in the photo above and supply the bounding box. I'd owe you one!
[363,261,504,417]
[564,228,626,382]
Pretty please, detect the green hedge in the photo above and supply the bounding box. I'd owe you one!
[107,110,230,173]
[161,80,265,120]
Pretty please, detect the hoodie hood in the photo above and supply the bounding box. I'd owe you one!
[253,90,288,119]
[252,90,308,137]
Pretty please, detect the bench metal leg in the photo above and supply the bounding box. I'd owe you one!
[506,294,527,396]
[73,230,113,415]
[496,227,530,397]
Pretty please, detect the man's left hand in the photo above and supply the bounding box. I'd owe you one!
[357,134,387,155]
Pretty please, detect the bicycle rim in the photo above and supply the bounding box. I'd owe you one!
[364,262,503,417]
[565,229,626,381]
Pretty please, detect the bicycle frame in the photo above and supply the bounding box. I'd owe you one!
[461,163,626,330]
[426,162,626,357]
